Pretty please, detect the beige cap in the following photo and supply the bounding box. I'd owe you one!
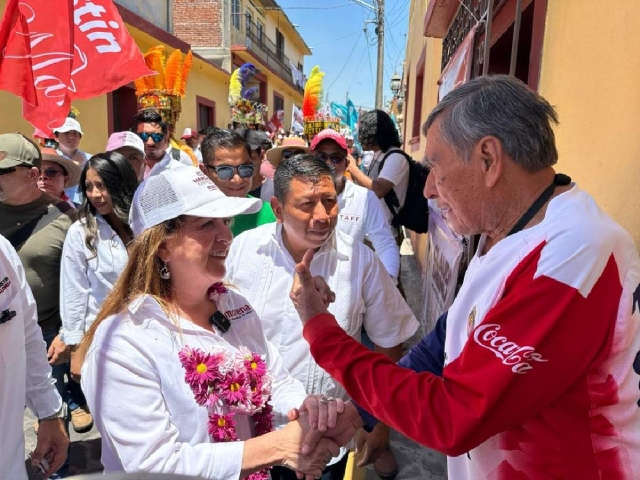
[0,133,42,169]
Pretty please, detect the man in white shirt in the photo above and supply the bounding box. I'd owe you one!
[0,235,69,479]
[106,131,146,182]
[181,127,203,163]
[346,110,409,237]
[309,129,399,280]
[132,110,184,179]
[226,155,419,480]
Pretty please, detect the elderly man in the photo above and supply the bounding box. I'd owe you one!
[226,155,418,480]
[132,110,187,179]
[0,234,69,479]
[199,129,276,236]
[310,129,399,280]
[290,75,640,479]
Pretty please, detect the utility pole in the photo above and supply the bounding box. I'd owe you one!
[350,0,384,109]
[375,0,385,110]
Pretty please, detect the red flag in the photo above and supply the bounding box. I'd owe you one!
[0,0,153,135]
[266,110,283,134]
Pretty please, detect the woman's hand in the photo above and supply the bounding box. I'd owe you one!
[47,335,70,365]
[288,394,345,432]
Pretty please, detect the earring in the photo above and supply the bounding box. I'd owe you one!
[160,262,171,280]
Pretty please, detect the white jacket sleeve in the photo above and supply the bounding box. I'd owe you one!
[6,242,63,418]
[264,337,307,415]
[60,223,91,345]
[83,344,245,479]
[363,190,400,278]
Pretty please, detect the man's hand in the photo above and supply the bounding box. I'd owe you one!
[290,250,335,324]
[354,423,390,467]
[47,335,70,365]
[69,349,82,382]
[32,418,69,478]
[288,394,345,432]
[299,401,363,455]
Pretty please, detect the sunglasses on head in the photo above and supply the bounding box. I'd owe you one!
[314,152,347,164]
[137,132,164,143]
[39,168,65,178]
[282,149,306,160]
[205,164,255,180]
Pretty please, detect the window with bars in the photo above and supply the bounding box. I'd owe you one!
[231,0,241,30]
[256,21,264,46]
[275,29,285,60]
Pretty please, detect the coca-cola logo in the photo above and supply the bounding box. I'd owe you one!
[473,324,548,374]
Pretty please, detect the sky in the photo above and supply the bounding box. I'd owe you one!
[282,0,409,111]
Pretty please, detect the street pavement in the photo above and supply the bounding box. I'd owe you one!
[23,238,447,479]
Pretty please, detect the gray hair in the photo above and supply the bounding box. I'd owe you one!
[423,75,559,172]
[274,154,337,203]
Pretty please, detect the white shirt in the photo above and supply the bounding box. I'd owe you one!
[195,147,203,163]
[60,215,128,345]
[58,147,90,204]
[338,179,400,278]
[226,224,418,419]
[259,177,275,203]
[368,149,410,225]
[0,235,61,480]
[144,152,185,179]
[166,145,196,167]
[82,291,306,478]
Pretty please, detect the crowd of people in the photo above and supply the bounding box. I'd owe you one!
[2,74,640,480]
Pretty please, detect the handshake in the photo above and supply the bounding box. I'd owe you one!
[278,395,365,480]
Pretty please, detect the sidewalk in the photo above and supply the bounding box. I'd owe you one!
[23,241,447,479]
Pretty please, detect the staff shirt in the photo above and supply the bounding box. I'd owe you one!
[60,215,129,345]
[225,223,418,419]
[82,290,306,478]
[337,179,400,278]
[0,235,62,480]
[144,153,185,179]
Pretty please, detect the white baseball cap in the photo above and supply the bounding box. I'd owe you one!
[129,166,261,237]
[53,118,84,135]
[181,128,197,139]
[106,131,145,157]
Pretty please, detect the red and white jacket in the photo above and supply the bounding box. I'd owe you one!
[303,184,640,479]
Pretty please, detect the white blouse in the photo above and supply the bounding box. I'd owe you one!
[60,215,128,344]
[81,291,306,478]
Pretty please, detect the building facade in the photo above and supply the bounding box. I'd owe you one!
[172,0,311,129]
[401,0,640,268]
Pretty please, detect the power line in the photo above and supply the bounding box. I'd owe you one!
[325,31,365,92]
[275,4,354,9]
[311,30,361,48]
[346,41,370,93]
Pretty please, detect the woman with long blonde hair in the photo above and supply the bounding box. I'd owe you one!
[73,166,343,479]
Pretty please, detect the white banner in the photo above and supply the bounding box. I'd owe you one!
[421,205,465,334]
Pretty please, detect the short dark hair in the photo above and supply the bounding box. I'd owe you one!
[423,75,559,172]
[131,109,168,136]
[199,126,220,137]
[78,152,139,255]
[274,154,336,203]
[200,129,251,164]
[358,109,401,152]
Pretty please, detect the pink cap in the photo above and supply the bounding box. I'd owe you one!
[310,129,347,151]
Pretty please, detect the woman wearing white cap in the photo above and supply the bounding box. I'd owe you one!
[54,117,91,204]
[74,166,345,479]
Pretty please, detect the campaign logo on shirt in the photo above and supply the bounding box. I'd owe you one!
[224,304,254,322]
[339,213,361,223]
[0,277,11,295]
[473,323,548,374]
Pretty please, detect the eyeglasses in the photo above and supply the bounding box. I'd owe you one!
[314,152,347,164]
[282,149,306,160]
[39,168,65,178]
[204,163,255,180]
[137,132,164,143]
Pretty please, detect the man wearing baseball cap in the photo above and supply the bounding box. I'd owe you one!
[106,131,146,182]
[54,118,90,205]
[181,128,202,163]
[0,133,78,475]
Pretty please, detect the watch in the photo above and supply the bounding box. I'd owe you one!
[40,403,67,421]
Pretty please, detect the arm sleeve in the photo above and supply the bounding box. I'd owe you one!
[60,224,90,345]
[378,152,409,187]
[7,242,63,418]
[264,338,307,415]
[363,190,400,278]
[303,245,622,456]
[84,344,245,478]
[361,252,419,349]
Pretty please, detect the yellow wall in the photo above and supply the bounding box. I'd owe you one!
[264,11,307,67]
[401,0,443,266]
[538,0,640,245]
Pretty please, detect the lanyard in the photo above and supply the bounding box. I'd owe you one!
[506,173,571,237]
